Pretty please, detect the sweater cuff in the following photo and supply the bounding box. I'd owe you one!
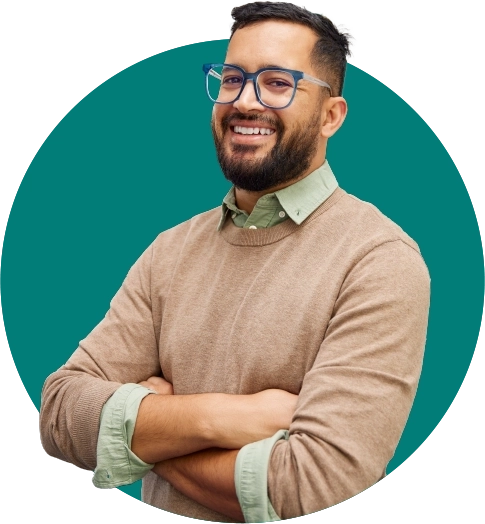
[235,429,289,523]
[93,383,155,488]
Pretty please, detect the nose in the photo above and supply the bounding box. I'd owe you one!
[233,79,265,113]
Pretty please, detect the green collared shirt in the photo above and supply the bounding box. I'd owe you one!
[218,160,338,230]
[94,161,339,521]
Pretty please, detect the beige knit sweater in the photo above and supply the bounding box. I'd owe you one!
[40,188,430,520]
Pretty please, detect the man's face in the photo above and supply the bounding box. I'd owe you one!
[211,20,327,192]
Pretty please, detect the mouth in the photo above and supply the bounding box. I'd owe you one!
[228,123,277,145]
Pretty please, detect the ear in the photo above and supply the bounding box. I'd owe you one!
[320,97,348,139]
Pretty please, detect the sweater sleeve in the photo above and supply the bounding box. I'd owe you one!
[266,240,431,519]
[39,243,162,471]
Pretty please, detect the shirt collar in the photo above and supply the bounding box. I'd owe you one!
[217,161,338,231]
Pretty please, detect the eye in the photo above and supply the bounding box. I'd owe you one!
[221,75,243,87]
[264,78,293,89]
[259,71,295,90]
[268,79,292,88]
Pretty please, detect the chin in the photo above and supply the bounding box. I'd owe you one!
[228,142,270,157]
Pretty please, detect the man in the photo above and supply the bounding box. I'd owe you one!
[40,2,430,522]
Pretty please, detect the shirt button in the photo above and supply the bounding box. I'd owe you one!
[279,211,286,218]
[248,225,257,229]
[232,213,237,219]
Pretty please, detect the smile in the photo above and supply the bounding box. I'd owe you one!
[232,125,275,135]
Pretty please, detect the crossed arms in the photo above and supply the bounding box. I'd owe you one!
[132,376,297,520]
[40,234,430,520]
[41,363,294,521]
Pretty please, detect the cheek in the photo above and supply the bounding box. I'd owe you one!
[212,107,229,136]
[212,105,224,121]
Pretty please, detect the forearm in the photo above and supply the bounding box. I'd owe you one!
[132,388,297,464]
[131,393,217,463]
[153,449,244,522]
[132,391,252,464]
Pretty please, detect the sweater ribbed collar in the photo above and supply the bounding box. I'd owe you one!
[219,187,345,246]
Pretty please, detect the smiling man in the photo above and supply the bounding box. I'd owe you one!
[40,2,430,522]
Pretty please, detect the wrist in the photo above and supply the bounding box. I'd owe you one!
[152,459,172,480]
[203,393,254,449]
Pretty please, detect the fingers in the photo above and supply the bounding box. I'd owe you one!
[138,376,174,395]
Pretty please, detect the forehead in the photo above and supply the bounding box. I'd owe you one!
[226,20,318,72]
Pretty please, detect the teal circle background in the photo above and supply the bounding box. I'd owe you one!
[1,40,483,501]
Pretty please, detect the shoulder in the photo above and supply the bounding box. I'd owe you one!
[141,206,221,264]
[152,206,220,245]
[326,189,422,255]
[305,189,429,284]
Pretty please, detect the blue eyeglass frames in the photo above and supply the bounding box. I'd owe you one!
[203,63,332,109]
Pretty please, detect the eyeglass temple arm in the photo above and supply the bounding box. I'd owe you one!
[302,73,332,94]
[209,69,222,80]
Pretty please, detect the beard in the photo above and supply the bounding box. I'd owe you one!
[211,110,321,192]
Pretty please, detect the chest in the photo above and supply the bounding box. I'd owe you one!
[154,238,346,395]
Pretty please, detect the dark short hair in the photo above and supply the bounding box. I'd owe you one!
[230,1,351,96]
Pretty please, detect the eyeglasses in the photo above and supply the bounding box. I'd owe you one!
[202,63,332,110]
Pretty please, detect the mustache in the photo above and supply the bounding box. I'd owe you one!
[221,113,284,133]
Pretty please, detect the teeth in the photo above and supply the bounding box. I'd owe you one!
[234,126,274,135]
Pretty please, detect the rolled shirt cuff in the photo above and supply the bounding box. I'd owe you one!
[93,383,155,488]
[235,429,289,523]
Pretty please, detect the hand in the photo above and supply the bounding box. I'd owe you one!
[138,376,174,395]
[212,388,298,449]
[251,388,298,432]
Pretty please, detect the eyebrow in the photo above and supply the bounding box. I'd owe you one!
[228,63,292,71]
